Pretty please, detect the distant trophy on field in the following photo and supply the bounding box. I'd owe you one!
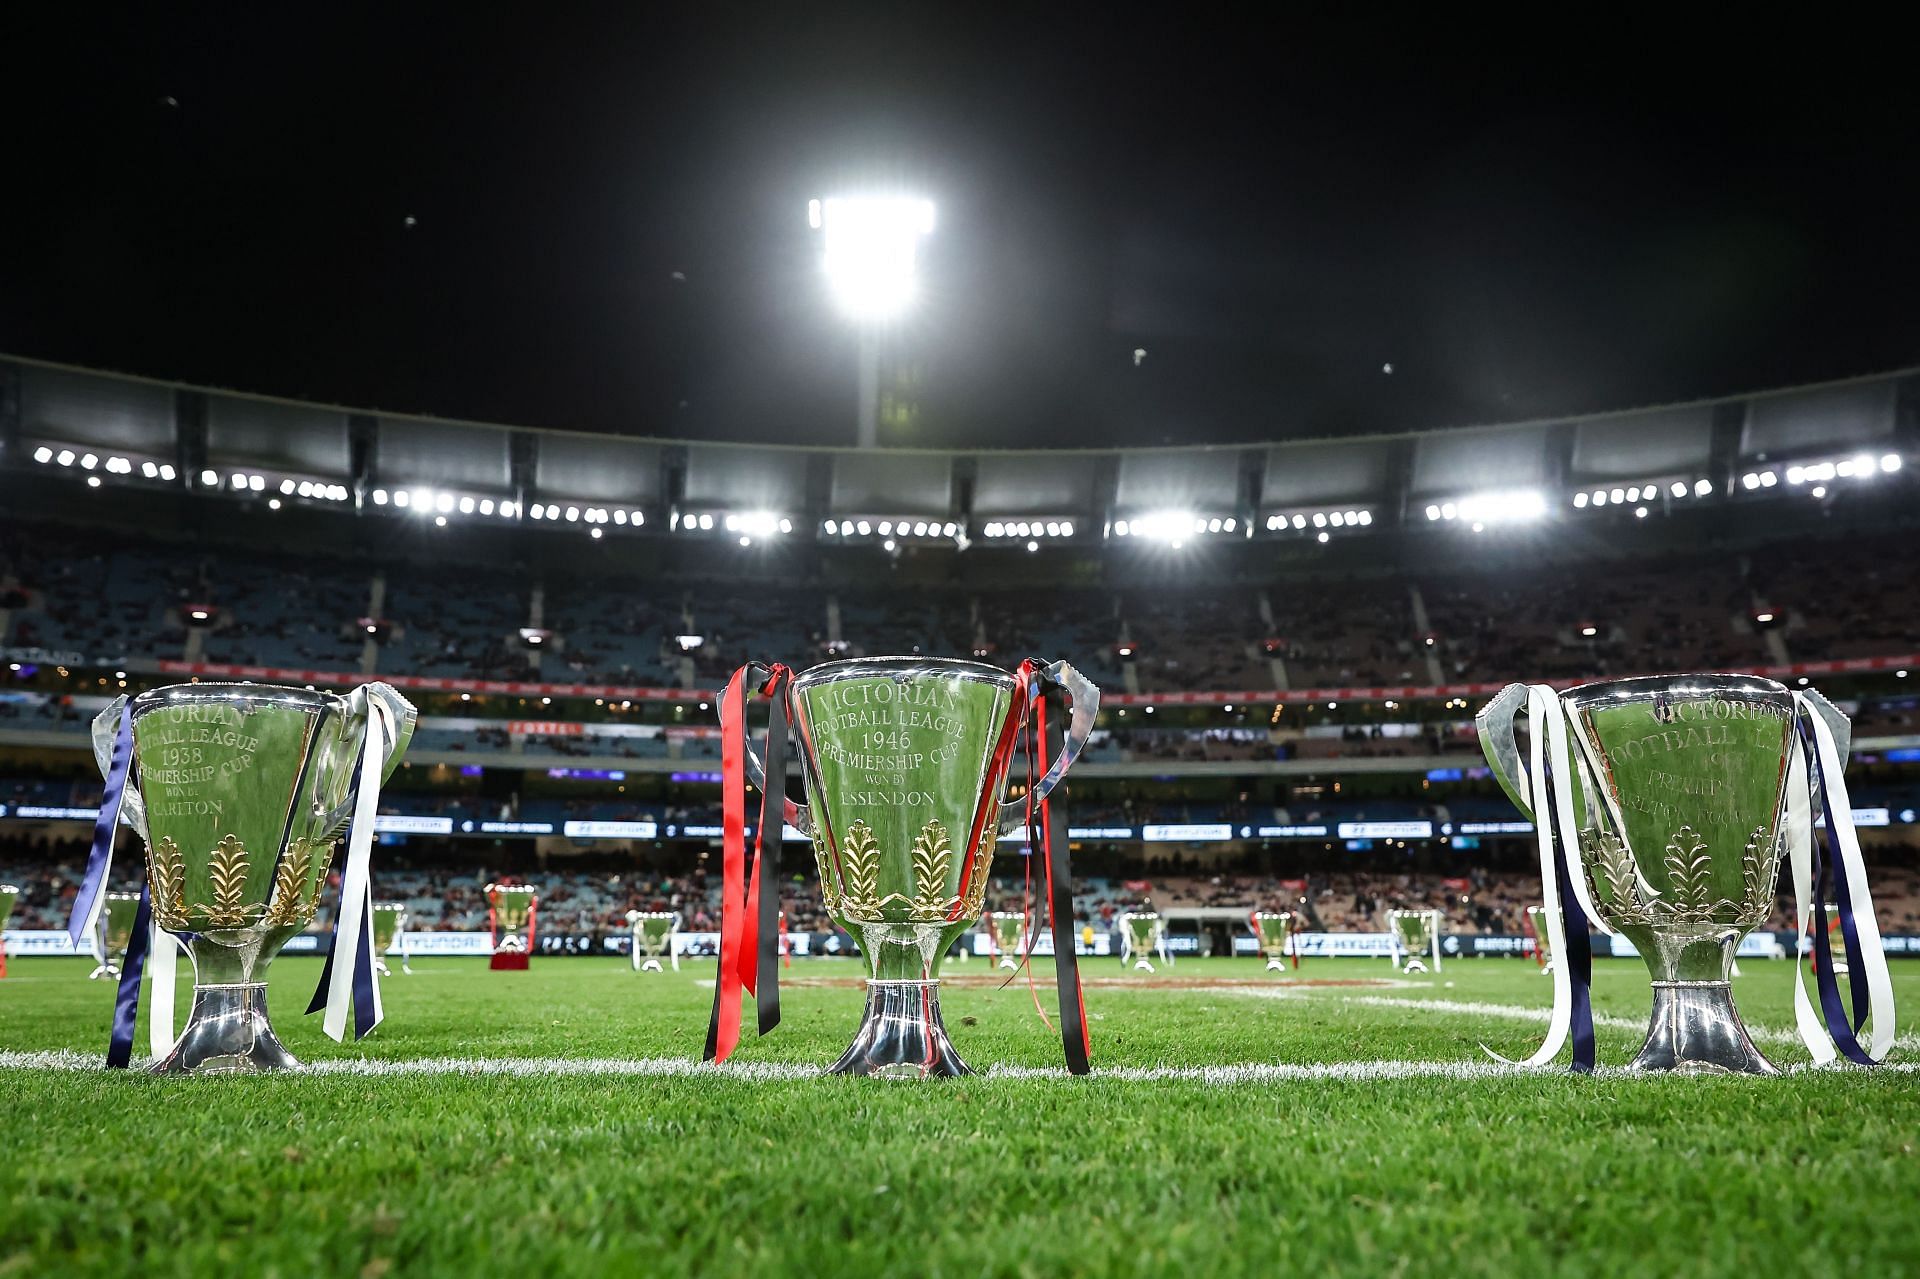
[0,883,16,977]
[628,910,681,972]
[1118,910,1165,973]
[989,911,1025,969]
[371,902,409,976]
[1388,908,1442,973]
[76,681,415,1073]
[89,890,142,980]
[1525,904,1555,975]
[1250,910,1297,971]
[708,656,1098,1077]
[486,883,537,971]
[1479,675,1895,1073]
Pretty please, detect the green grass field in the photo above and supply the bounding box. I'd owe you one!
[2,953,1916,1277]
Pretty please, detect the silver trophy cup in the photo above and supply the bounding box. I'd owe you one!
[90,890,143,979]
[1119,911,1163,972]
[371,902,408,976]
[628,910,680,972]
[1526,904,1555,975]
[1480,674,1800,1073]
[94,682,415,1074]
[1388,908,1441,974]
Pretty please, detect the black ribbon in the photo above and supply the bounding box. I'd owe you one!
[754,669,788,1037]
[1030,676,1090,1075]
[1543,751,1595,1073]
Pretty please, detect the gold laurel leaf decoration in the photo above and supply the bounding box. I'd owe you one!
[811,830,840,914]
[911,820,953,920]
[264,839,312,927]
[148,836,190,931]
[1742,824,1779,918]
[840,822,882,916]
[205,834,252,927]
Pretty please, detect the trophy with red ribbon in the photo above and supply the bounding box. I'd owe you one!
[1524,904,1554,974]
[486,883,537,970]
[1250,910,1297,971]
[0,884,15,978]
[702,657,1099,1077]
[1387,908,1441,974]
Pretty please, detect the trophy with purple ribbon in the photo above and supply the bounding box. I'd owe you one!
[75,682,414,1072]
[1478,675,1895,1072]
[1387,908,1441,974]
[372,902,409,976]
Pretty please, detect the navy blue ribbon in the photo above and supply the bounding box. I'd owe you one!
[306,732,381,1038]
[70,704,133,947]
[106,886,155,1069]
[1799,719,1875,1064]
[1543,752,1595,1074]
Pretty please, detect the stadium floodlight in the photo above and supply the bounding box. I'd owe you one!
[1694,478,1713,496]
[1670,481,1687,498]
[811,195,935,322]
[32,445,52,463]
[1573,492,1589,508]
[1883,453,1903,473]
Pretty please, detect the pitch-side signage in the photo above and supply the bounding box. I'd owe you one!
[372,814,454,834]
[562,820,659,839]
[1336,820,1435,839]
[1141,823,1234,842]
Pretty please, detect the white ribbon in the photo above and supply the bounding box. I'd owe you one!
[1787,693,1896,1063]
[148,921,180,1058]
[322,695,395,1043]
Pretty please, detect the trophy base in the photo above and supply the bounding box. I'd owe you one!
[639,959,663,972]
[88,963,121,980]
[1132,959,1156,973]
[1628,982,1778,1075]
[826,980,972,1078]
[152,981,300,1075]
[1264,958,1286,971]
[997,956,1019,971]
[1402,959,1429,974]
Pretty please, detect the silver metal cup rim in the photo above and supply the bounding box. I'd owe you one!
[130,681,344,718]
[1559,672,1790,708]
[789,655,1018,693]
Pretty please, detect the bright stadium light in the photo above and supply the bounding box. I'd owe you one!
[811,195,935,322]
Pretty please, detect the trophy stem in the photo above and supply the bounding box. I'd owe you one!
[152,938,299,1075]
[1629,981,1777,1075]
[826,980,972,1079]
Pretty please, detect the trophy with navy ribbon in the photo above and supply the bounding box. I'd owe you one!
[486,883,537,970]
[989,910,1025,970]
[1250,910,1296,971]
[89,890,142,980]
[1387,908,1441,974]
[1479,675,1896,1073]
[0,884,16,977]
[71,681,415,1072]
[704,657,1099,1077]
[371,902,408,976]
[1119,910,1164,972]
[628,910,680,972]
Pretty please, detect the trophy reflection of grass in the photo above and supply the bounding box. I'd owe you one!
[486,883,537,971]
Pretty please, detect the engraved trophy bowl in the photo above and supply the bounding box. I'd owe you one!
[486,883,536,966]
[371,902,407,977]
[781,656,1096,1078]
[1119,910,1163,973]
[91,890,143,979]
[1526,904,1555,975]
[1388,908,1440,973]
[1558,674,1796,1074]
[1251,910,1294,972]
[93,681,416,1074]
[627,909,680,972]
[989,910,1025,970]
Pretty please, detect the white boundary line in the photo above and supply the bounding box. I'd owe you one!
[0,1048,1910,1081]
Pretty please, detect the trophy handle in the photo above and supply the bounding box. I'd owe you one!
[1474,682,1535,821]
[1797,686,1852,761]
[742,683,809,835]
[90,696,147,841]
[999,660,1100,835]
[361,682,418,782]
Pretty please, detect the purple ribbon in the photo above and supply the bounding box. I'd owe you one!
[1798,719,1875,1064]
[305,733,380,1038]
[106,886,155,1069]
[1544,752,1595,1074]
[70,704,132,947]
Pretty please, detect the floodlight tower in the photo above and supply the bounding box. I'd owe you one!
[809,195,935,448]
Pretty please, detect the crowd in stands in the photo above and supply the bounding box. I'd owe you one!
[5,518,1918,695]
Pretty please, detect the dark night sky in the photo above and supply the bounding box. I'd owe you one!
[1,7,1914,449]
